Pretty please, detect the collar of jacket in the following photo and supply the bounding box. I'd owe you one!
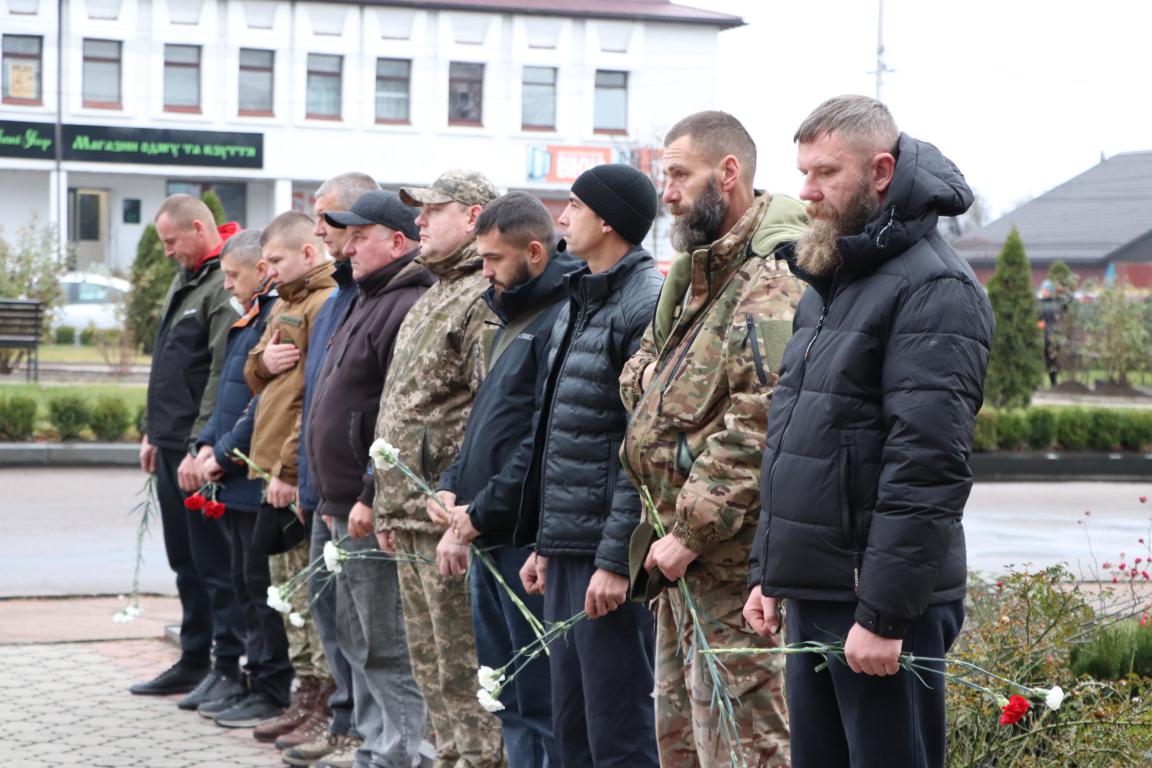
[484,250,579,324]
[418,238,482,279]
[356,248,428,298]
[835,132,974,280]
[187,221,241,276]
[331,257,354,289]
[563,245,652,308]
[277,260,337,302]
[232,281,277,329]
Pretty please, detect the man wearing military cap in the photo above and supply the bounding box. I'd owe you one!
[373,170,504,768]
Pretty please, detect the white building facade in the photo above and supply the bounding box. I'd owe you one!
[0,0,740,272]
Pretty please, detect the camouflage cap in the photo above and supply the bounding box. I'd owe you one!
[399,169,498,208]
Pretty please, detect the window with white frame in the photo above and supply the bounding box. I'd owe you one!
[375,58,410,123]
[2,34,42,104]
[238,48,274,115]
[448,61,483,125]
[593,70,627,133]
[164,44,201,111]
[82,39,121,108]
[521,66,556,130]
[306,53,342,119]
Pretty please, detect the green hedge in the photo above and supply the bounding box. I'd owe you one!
[47,394,91,440]
[0,389,143,442]
[0,395,37,440]
[975,405,1152,452]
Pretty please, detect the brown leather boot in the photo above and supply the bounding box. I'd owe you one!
[276,680,336,749]
[252,675,319,743]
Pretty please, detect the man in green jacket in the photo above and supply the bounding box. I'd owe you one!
[373,170,503,768]
[132,194,243,700]
[620,112,807,767]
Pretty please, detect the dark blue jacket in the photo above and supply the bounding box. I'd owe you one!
[750,134,994,639]
[297,260,356,514]
[438,251,578,545]
[196,288,277,514]
[514,246,663,575]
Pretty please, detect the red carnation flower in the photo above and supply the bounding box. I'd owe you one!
[1142,614,1149,627]
[184,493,207,511]
[999,695,1031,726]
[204,500,226,519]
[1140,496,1148,504]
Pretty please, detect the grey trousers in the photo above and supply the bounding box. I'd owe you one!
[332,519,427,768]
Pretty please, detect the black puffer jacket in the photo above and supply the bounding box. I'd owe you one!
[749,134,994,639]
[438,252,578,545]
[515,246,663,575]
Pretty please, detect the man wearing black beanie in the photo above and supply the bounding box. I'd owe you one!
[516,163,663,766]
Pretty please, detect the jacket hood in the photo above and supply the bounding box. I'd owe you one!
[419,237,482,278]
[277,260,337,302]
[189,222,241,274]
[357,249,434,298]
[485,251,580,323]
[839,133,973,276]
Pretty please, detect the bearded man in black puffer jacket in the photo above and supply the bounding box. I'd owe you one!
[744,95,994,768]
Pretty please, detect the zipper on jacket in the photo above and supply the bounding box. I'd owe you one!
[657,323,705,417]
[744,313,769,385]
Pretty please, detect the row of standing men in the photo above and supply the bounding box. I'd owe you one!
[131,96,993,768]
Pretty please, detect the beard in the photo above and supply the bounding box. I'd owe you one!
[794,173,880,278]
[490,257,533,300]
[670,176,728,253]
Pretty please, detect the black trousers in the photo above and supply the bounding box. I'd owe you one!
[544,556,659,768]
[785,598,964,768]
[226,511,292,706]
[155,446,244,665]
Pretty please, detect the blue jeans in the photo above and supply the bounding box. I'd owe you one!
[309,512,355,735]
[471,544,559,768]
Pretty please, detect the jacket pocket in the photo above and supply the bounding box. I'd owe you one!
[675,432,695,478]
[420,426,434,483]
[743,313,769,385]
[348,410,367,466]
[605,440,621,516]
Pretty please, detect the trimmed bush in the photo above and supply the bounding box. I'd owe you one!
[972,409,997,452]
[54,326,76,345]
[134,404,147,439]
[1087,409,1125,451]
[79,325,96,346]
[0,396,37,440]
[1071,620,1152,679]
[1055,407,1089,451]
[1026,407,1057,449]
[1120,411,1152,452]
[995,410,1029,450]
[47,394,91,440]
[89,396,131,441]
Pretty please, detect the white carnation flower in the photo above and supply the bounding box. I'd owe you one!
[477,666,505,693]
[1044,685,1065,710]
[112,603,142,624]
[289,612,306,628]
[369,439,400,468]
[477,687,505,713]
[266,585,292,614]
[323,540,347,573]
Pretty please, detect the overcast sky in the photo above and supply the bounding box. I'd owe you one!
[686,0,1151,221]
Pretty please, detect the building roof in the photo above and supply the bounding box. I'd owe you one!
[323,0,744,28]
[955,150,1152,265]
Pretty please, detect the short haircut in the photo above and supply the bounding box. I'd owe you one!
[315,173,380,209]
[793,95,899,153]
[260,211,320,251]
[474,192,556,251]
[154,194,214,229]
[219,229,264,267]
[665,111,757,181]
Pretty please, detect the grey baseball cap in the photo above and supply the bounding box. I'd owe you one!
[324,190,420,240]
[399,169,498,208]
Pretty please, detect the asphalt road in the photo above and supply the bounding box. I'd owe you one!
[0,468,1149,597]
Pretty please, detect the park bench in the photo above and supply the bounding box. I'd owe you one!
[0,299,44,382]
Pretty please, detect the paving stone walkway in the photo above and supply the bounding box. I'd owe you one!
[0,639,283,768]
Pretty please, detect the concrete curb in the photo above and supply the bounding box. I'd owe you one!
[0,442,139,466]
[970,451,1152,481]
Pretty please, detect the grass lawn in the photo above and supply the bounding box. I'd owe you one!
[37,343,151,366]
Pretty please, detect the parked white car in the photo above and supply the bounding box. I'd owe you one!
[53,272,131,331]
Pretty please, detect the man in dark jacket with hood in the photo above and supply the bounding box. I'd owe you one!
[132,194,244,698]
[744,95,994,768]
[516,164,663,767]
[433,192,577,768]
[307,189,433,768]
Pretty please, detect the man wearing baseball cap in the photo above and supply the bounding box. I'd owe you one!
[515,163,664,766]
[306,189,434,768]
[373,171,504,767]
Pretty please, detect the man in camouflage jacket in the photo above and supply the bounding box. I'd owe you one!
[620,112,807,768]
[372,170,503,768]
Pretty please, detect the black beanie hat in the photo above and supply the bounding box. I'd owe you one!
[570,164,658,245]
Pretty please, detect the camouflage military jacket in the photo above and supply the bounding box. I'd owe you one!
[620,193,807,582]
[373,240,494,533]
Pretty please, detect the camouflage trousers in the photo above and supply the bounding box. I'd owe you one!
[655,570,790,768]
[269,538,331,683]
[393,529,504,768]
